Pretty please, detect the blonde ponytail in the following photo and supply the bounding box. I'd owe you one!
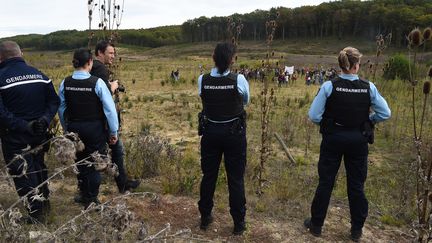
[338,47,362,72]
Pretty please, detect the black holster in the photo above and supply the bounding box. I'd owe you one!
[361,120,375,144]
[230,111,247,135]
[319,118,336,134]
[198,112,208,136]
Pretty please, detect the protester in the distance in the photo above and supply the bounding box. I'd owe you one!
[0,41,59,224]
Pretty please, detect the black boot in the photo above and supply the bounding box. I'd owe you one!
[83,197,101,210]
[304,218,322,237]
[350,228,362,242]
[200,215,213,230]
[27,209,46,224]
[74,190,85,204]
[119,179,140,193]
[233,221,246,235]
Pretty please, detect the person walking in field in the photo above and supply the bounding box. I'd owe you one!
[58,48,119,209]
[304,47,391,241]
[88,40,140,196]
[0,41,59,223]
[197,42,250,235]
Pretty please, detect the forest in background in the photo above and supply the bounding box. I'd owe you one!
[2,0,432,50]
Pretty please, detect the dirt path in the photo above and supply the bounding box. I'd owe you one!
[127,193,409,242]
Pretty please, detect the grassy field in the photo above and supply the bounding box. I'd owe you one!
[1,38,428,241]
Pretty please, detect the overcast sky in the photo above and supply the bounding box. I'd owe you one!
[0,0,327,38]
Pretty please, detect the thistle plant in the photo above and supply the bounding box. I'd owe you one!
[254,13,279,195]
[226,16,243,72]
[405,27,432,243]
[227,17,243,47]
[371,33,392,86]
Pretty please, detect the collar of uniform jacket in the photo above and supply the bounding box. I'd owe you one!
[0,57,25,69]
[210,67,230,77]
[72,70,91,79]
[339,73,359,81]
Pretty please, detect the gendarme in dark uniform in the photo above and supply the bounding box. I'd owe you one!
[0,41,59,223]
[304,47,391,241]
[197,43,250,236]
[58,48,119,208]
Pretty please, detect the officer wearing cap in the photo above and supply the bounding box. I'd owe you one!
[198,42,250,235]
[304,46,391,241]
[0,41,59,223]
[58,48,118,209]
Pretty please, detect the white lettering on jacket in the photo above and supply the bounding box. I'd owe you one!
[5,74,44,83]
[335,87,368,93]
[204,85,235,90]
[65,87,92,92]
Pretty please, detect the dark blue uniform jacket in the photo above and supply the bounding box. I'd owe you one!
[0,57,59,141]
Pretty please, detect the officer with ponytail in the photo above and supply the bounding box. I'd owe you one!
[198,42,249,235]
[58,48,118,209]
[304,47,391,241]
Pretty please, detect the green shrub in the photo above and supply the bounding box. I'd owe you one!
[383,54,410,81]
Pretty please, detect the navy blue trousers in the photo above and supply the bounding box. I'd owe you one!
[198,121,247,224]
[68,120,108,201]
[1,134,49,214]
[311,130,368,230]
[110,138,127,190]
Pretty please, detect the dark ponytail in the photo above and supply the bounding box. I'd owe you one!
[72,48,93,68]
[213,43,236,74]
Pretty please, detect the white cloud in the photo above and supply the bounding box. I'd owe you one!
[0,0,327,38]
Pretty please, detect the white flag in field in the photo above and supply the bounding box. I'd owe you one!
[284,66,294,75]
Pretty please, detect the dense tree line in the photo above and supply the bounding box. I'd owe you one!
[3,26,182,50]
[182,0,432,46]
[3,0,431,50]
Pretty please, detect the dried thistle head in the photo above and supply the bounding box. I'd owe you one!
[91,151,111,171]
[428,67,432,78]
[107,163,120,177]
[423,27,432,41]
[423,81,431,95]
[52,136,78,163]
[8,207,23,228]
[408,28,423,47]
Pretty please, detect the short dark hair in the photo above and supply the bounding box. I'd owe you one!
[72,48,93,68]
[0,41,22,61]
[95,40,115,56]
[213,43,236,74]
